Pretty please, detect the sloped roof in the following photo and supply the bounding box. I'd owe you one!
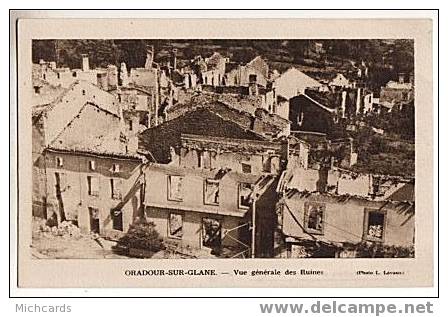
[31,82,76,116]
[139,108,267,163]
[295,93,337,114]
[32,85,69,114]
[48,102,140,159]
[385,182,415,202]
[32,80,119,117]
[246,56,269,78]
[330,73,351,87]
[276,68,322,88]
[166,93,289,137]
[304,89,339,111]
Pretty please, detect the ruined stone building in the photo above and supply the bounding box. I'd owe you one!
[138,105,310,257]
[32,80,145,237]
[34,55,118,90]
[272,67,323,101]
[224,56,269,88]
[275,172,415,258]
[197,52,228,87]
[164,96,291,138]
[30,44,416,259]
[379,73,414,108]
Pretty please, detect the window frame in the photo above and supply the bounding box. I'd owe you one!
[112,163,120,173]
[88,207,100,233]
[363,208,387,243]
[197,150,203,168]
[262,156,272,173]
[56,156,63,167]
[241,162,252,174]
[201,217,222,249]
[238,182,253,210]
[167,212,184,239]
[110,178,123,200]
[87,175,100,197]
[167,175,184,202]
[111,209,124,231]
[204,179,220,206]
[303,202,325,235]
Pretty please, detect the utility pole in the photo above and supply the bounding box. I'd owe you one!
[250,194,257,258]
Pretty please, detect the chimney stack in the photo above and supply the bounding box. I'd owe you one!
[107,64,118,89]
[81,54,89,72]
[145,45,154,69]
[398,73,405,84]
[341,90,347,118]
[355,88,362,115]
[120,62,129,87]
[171,48,177,70]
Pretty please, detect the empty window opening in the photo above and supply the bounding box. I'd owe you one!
[168,213,183,239]
[202,218,222,249]
[238,183,252,209]
[204,179,220,205]
[87,176,99,196]
[56,156,63,167]
[111,209,123,231]
[364,210,386,241]
[89,207,100,233]
[112,163,120,173]
[110,178,122,200]
[168,175,183,201]
[304,202,325,234]
[241,163,252,174]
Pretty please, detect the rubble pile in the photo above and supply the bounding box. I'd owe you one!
[33,218,81,239]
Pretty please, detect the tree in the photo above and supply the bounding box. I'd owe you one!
[115,220,165,255]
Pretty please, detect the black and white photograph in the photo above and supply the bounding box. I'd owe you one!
[11,15,435,290]
[31,38,416,260]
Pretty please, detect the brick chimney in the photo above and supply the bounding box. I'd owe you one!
[81,54,89,72]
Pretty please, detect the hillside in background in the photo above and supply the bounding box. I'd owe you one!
[32,39,414,90]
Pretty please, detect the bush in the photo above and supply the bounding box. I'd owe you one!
[352,242,414,258]
[115,221,165,255]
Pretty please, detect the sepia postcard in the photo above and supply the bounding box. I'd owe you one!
[11,12,435,291]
